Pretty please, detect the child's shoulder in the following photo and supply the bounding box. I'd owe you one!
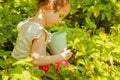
[17,20,27,30]
[17,19,43,31]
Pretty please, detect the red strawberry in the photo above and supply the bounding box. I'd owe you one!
[55,60,70,74]
[39,60,70,74]
[39,65,50,73]
[56,60,70,67]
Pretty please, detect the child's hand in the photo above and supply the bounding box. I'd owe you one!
[60,48,73,60]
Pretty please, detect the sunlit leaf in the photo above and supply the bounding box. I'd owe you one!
[0,0,3,2]
[74,38,80,44]
[2,75,9,80]
[0,4,3,10]
[111,0,117,3]
[13,57,32,66]
[99,32,108,41]
[80,44,86,53]
[94,10,100,18]
[88,6,96,12]
[112,46,120,53]
[11,73,23,79]
[14,3,20,7]
[75,51,85,58]
[31,76,40,80]
[22,70,31,80]
[78,66,86,72]
[77,59,85,66]
[105,41,115,49]
[114,76,120,80]
[85,17,97,29]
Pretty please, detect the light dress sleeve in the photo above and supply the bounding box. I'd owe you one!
[12,22,46,60]
[26,23,44,44]
[27,22,48,56]
[17,20,28,31]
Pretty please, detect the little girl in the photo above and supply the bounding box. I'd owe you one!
[12,0,72,73]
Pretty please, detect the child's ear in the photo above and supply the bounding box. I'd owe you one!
[47,2,54,10]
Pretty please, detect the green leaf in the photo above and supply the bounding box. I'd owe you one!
[11,65,22,74]
[105,12,111,21]
[2,73,9,80]
[77,59,85,66]
[34,69,44,77]
[78,66,86,72]
[88,6,96,12]
[75,51,86,59]
[45,65,57,79]
[85,17,97,29]
[99,32,108,41]
[94,10,100,18]
[0,58,5,69]
[112,46,120,53]
[22,70,31,80]
[101,13,106,20]
[0,0,4,2]
[12,57,32,66]
[80,44,86,53]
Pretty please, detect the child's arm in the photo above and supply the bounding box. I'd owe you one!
[30,32,72,66]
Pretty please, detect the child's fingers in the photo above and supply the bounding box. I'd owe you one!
[60,49,72,60]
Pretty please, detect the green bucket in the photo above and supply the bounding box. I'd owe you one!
[48,31,67,55]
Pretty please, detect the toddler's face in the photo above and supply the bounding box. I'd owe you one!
[45,5,70,27]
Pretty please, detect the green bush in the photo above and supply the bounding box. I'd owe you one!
[69,0,120,33]
[0,0,36,50]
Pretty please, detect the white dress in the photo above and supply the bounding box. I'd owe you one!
[11,20,51,60]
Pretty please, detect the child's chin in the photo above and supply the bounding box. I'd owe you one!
[49,23,58,27]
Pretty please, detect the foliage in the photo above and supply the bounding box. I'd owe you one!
[69,0,120,33]
[67,27,120,79]
[0,0,36,50]
[0,0,120,80]
[46,25,120,79]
